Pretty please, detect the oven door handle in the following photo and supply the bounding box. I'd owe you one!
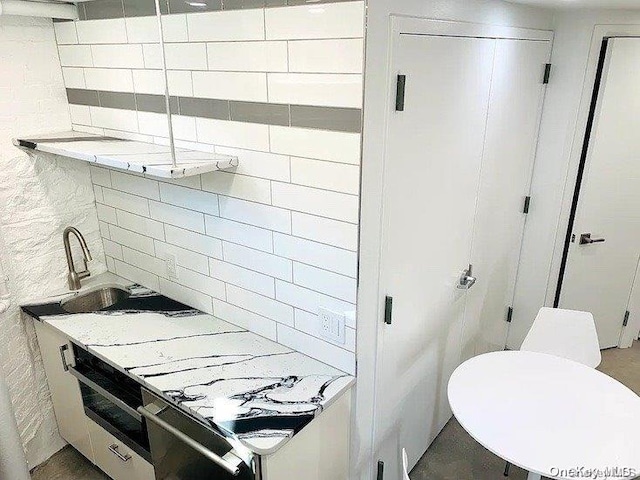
[68,366,142,422]
[137,404,242,476]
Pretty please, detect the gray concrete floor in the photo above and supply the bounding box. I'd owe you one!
[30,343,639,480]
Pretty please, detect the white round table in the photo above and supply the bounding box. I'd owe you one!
[448,351,640,480]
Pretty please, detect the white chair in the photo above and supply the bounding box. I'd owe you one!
[402,448,411,480]
[504,307,601,476]
[521,307,601,368]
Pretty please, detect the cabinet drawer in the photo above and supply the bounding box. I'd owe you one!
[87,419,155,480]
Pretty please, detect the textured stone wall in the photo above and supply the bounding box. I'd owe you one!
[0,15,105,468]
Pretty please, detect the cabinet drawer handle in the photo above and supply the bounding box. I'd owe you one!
[108,444,131,463]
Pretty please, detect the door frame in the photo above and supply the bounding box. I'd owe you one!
[552,31,640,350]
[371,16,554,478]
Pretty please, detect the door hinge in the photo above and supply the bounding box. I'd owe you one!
[623,311,630,327]
[523,196,531,214]
[543,63,552,84]
[384,296,393,325]
[395,74,406,112]
[377,461,384,480]
[506,306,514,323]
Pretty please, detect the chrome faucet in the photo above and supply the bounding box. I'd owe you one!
[63,227,92,290]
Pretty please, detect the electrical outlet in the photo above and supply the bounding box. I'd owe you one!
[164,254,178,280]
[318,307,346,345]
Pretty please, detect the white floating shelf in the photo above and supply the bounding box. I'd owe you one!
[13,131,238,179]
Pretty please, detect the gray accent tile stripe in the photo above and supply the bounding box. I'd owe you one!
[66,88,362,133]
[99,91,136,110]
[230,101,289,126]
[290,105,361,133]
[76,0,360,20]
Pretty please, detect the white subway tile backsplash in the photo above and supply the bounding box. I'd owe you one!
[209,259,275,298]
[122,246,165,276]
[219,196,290,233]
[274,233,357,277]
[159,183,219,216]
[132,69,163,95]
[269,126,361,165]
[103,239,123,260]
[125,16,158,44]
[76,19,127,44]
[91,45,145,69]
[94,185,104,203]
[171,115,198,142]
[165,225,223,258]
[168,71,194,96]
[90,106,139,132]
[291,212,358,251]
[165,43,208,71]
[294,309,356,352]
[99,221,110,239]
[62,67,85,88]
[265,2,365,41]
[196,118,270,151]
[226,285,294,326]
[117,210,165,240]
[291,157,360,194]
[116,260,160,291]
[276,324,355,375]
[214,147,290,182]
[288,39,364,74]
[206,41,287,72]
[154,240,209,275]
[272,182,359,224]
[103,188,150,216]
[173,266,225,299]
[58,45,93,67]
[201,172,271,204]
[54,21,78,45]
[159,277,214,314]
[84,68,134,92]
[150,200,205,233]
[267,73,363,108]
[96,203,117,224]
[110,225,156,255]
[223,242,292,281]
[142,43,162,69]
[213,300,277,341]
[138,111,170,137]
[205,216,272,252]
[187,9,265,42]
[163,15,189,43]
[193,71,267,102]
[69,104,92,126]
[275,281,355,319]
[293,262,356,303]
[111,171,160,200]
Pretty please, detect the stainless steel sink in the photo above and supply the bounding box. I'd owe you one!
[61,286,131,314]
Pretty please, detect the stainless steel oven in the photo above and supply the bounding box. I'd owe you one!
[139,389,257,480]
[66,345,151,462]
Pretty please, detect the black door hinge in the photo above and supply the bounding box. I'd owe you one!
[623,311,630,327]
[543,64,552,84]
[506,306,514,323]
[377,461,384,480]
[384,296,393,325]
[523,196,531,214]
[395,75,406,111]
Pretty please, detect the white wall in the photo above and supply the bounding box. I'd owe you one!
[508,8,640,349]
[356,2,553,478]
[0,15,106,468]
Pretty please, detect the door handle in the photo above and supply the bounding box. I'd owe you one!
[579,233,605,245]
[458,265,477,290]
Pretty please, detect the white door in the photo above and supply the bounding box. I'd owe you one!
[376,32,495,474]
[559,38,640,349]
[462,39,552,360]
[374,20,554,480]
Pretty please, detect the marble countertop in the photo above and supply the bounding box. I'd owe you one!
[21,273,355,455]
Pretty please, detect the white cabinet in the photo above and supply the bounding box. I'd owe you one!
[87,419,155,480]
[33,320,94,462]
